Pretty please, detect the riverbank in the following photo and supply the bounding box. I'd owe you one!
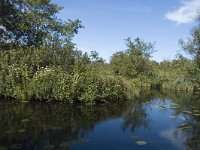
[0,47,198,103]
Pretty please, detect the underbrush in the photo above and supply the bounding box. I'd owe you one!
[0,49,139,103]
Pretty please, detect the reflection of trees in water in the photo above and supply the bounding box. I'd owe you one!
[0,101,131,150]
[175,109,200,149]
[121,90,171,134]
[183,119,200,150]
[167,114,200,150]
[121,90,172,134]
[0,90,200,149]
[165,91,200,150]
[121,103,149,133]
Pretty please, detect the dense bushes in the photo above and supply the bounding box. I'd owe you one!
[0,35,198,103]
[154,58,195,92]
[0,48,138,103]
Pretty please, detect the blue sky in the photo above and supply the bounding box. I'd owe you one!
[53,0,200,62]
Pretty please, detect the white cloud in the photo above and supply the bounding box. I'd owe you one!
[165,0,200,24]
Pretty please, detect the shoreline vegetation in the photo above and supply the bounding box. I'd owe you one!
[0,0,200,103]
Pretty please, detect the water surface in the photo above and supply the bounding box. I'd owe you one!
[0,90,200,150]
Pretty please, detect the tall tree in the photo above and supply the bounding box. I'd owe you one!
[179,13,200,86]
[125,37,155,77]
[126,37,155,58]
[110,37,155,78]
[179,13,200,67]
[0,0,82,50]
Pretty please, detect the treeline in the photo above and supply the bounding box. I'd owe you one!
[0,0,200,103]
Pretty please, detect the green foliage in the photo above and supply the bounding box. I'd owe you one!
[110,37,155,87]
[156,58,194,91]
[0,47,138,103]
[0,0,83,50]
[110,51,136,78]
[179,15,200,67]
[126,37,155,59]
[187,63,200,86]
[177,13,200,88]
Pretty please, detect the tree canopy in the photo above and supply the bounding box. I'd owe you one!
[111,37,155,78]
[0,0,83,50]
[125,37,155,58]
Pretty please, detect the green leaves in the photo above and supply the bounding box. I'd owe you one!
[0,0,83,50]
[0,48,138,103]
[110,37,156,88]
[126,37,155,59]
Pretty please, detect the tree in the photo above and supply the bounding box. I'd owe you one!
[90,51,104,63]
[126,37,155,59]
[110,37,155,78]
[110,51,136,78]
[125,37,155,77]
[178,13,200,86]
[179,13,200,67]
[0,0,83,50]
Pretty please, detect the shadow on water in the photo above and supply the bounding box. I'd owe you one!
[0,90,200,150]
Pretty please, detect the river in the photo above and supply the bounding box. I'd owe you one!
[0,90,200,150]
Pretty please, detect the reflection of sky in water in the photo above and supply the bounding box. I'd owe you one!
[160,128,186,150]
[143,99,187,150]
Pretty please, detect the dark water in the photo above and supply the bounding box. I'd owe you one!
[0,90,200,150]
